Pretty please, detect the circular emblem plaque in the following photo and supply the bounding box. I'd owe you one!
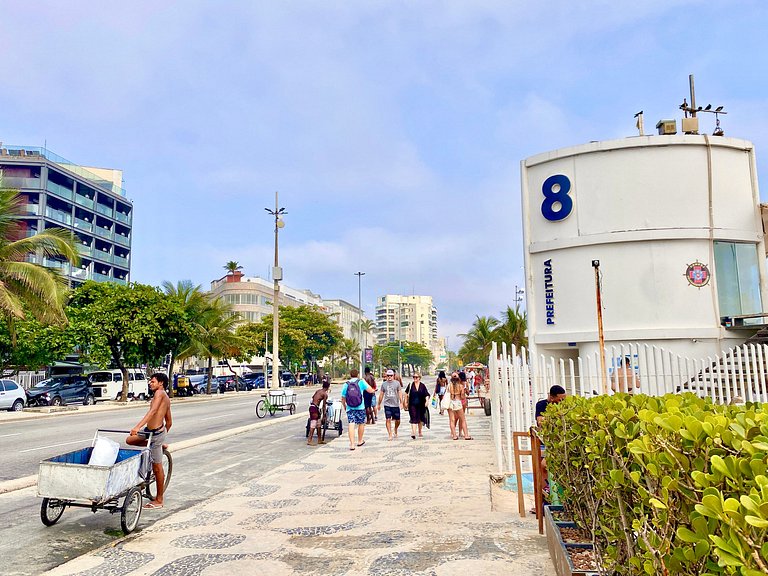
[685,261,710,288]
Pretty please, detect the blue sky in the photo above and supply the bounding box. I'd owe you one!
[2,1,767,346]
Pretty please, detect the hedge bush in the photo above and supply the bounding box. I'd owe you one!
[539,393,768,575]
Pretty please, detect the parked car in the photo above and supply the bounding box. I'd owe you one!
[241,372,266,390]
[193,375,214,394]
[280,371,298,387]
[0,379,26,411]
[87,369,149,401]
[26,375,95,407]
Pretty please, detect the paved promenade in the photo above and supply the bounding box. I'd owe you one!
[46,409,554,576]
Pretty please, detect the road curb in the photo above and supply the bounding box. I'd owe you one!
[0,412,306,495]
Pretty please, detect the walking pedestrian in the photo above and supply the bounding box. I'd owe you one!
[434,370,448,415]
[404,373,430,439]
[458,371,469,413]
[377,369,403,440]
[363,366,377,424]
[341,368,376,450]
[448,372,472,440]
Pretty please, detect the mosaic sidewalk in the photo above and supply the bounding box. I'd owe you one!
[47,409,554,576]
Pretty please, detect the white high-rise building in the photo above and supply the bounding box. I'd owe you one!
[375,295,438,347]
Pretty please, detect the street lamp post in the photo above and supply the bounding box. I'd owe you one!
[265,192,286,389]
[355,271,365,373]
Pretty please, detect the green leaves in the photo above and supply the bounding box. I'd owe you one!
[539,393,768,575]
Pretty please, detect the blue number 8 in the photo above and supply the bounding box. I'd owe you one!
[541,174,573,221]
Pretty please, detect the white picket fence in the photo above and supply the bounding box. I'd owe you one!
[489,341,768,476]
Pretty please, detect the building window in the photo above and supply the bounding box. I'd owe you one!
[714,241,762,317]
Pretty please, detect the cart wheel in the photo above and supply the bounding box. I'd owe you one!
[305,418,310,438]
[484,397,492,416]
[145,449,173,501]
[268,404,277,416]
[121,487,143,534]
[255,400,266,418]
[338,421,343,436]
[289,403,296,415]
[40,498,66,526]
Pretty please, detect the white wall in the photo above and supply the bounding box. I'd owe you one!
[522,135,766,361]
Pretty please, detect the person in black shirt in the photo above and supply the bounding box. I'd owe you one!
[535,385,566,426]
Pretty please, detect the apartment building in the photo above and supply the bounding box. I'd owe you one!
[375,294,438,347]
[210,272,328,323]
[0,145,132,286]
[323,299,371,346]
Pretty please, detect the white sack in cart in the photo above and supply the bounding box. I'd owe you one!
[88,436,120,466]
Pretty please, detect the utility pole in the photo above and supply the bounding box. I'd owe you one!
[265,193,286,389]
[592,260,608,394]
[355,271,365,373]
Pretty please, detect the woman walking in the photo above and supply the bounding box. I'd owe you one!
[404,374,430,439]
[434,371,448,415]
[448,372,472,440]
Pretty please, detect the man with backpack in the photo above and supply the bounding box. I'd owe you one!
[341,368,376,450]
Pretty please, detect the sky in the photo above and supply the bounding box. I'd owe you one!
[2,1,768,349]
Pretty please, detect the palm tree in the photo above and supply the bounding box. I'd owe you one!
[458,315,500,363]
[350,318,375,347]
[162,280,209,390]
[223,261,242,277]
[338,337,361,370]
[494,305,528,351]
[181,298,244,394]
[0,185,79,326]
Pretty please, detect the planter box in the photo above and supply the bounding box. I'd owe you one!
[544,505,600,576]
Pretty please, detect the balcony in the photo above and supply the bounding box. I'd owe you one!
[21,203,40,216]
[46,181,74,201]
[96,204,114,218]
[92,272,112,282]
[2,176,42,190]
[115,211,131,224]
[73,217,92,232]
[93,227,113,240]
[42,258,69,272]
[77,245,93,258]
[114,233,130,246]
[92,249,111,263]
[74,194,95,209]
[44,207,72,226]
[71,268,90,280]
[113,277,127,285]
[112,254,129,267]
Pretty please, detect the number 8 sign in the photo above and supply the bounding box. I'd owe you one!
[541,174,573,221]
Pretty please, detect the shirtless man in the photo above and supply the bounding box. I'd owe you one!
[307,379,330,446]
[612,357,640,394]
[126,373,173,509]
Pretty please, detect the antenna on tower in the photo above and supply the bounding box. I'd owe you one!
[679,74,727,135]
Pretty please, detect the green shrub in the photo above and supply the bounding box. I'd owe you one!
[539,393,768,575]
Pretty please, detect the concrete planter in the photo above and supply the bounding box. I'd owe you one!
[544,505,600,576]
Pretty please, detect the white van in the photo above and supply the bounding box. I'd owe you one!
[87,369,149,401]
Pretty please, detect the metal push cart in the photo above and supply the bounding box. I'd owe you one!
[305,397,344,438]
[255,389,297,418]
[36,429,168,534]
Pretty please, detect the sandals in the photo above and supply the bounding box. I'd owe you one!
[357,441,366,447]
[464,437,474,440]
[143,502,163,509]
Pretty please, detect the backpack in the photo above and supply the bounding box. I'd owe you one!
[345,378,363,407]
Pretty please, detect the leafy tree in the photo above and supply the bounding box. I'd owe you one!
[0,315,72,375]
[458,315,500,363]
[236,305,343,378]
[67,281,188,401]
[402,341,433,375]
[0,185,79,325]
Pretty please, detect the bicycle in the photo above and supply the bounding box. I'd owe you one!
[255,390,296,418]
[144,447,173,501]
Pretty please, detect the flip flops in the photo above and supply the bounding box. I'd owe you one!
[357,441,366,447]
[143,502,163,509]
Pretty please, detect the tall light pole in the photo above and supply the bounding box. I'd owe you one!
[355,271,365,373]
[265,192,286,389]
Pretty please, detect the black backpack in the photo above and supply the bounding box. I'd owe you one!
[345,378,363,406]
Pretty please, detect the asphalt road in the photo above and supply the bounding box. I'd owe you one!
[0,389,335,576]
[0,389,314,481]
